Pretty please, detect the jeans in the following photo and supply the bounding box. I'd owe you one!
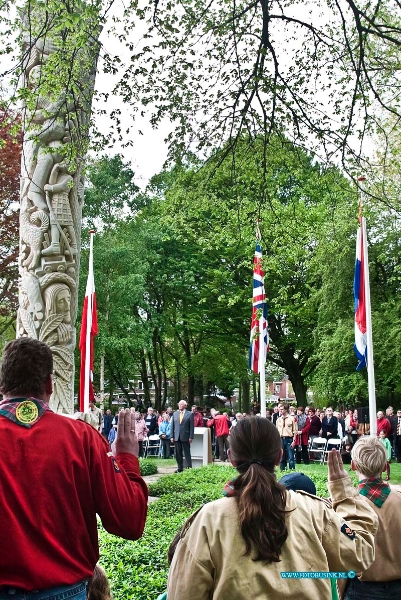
[0,581,87,600]
[344,578,401,600]
[281,437,295,470]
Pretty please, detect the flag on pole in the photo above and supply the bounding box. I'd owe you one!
[249,239,269,373]
[79,232,98,411]
[354,222,367,370]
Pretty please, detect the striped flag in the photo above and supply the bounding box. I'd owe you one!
[79,232,98,411]
[354,223,367,370]
[248,240,269,373]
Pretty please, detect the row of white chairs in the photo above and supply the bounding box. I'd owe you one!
[308,437,343,464]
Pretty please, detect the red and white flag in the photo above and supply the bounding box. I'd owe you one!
[79,231,98,412]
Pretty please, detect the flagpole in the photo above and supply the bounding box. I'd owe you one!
[358,177,377,436]
[256,221,266,418]
[83,231,95,413]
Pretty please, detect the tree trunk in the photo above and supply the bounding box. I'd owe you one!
[187,374,195,404]
[152,328,163,411]
[242,378,250,413]
[140,350,151,407]
[17,3,100,413]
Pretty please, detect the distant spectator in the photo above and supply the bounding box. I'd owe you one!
[376,411,391,438]
[341,442,353,465]
[145,407,158,436]
[207,410,231,462]
[192,405,204,428]
[159,413,172,459]
[133,411,148,458]
[308,407,321,440]
[321,407,338,439]
[395,409,401,462]
[293,406,310,465]
[102,409,113,439]
[379,430,392,481]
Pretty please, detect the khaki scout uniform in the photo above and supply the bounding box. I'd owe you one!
[167,476,377,600]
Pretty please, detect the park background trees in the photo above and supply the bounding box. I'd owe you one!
[1,0,401,409]
[75,134,401,410]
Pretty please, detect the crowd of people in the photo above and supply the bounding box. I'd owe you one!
[85,400,401,481]
[1,339,400,600]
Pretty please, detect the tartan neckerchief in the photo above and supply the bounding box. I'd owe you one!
[358,477,390,508]
[0,397,51,428]
[223,478,237,497]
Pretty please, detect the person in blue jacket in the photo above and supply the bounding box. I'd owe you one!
[159,413,171,459]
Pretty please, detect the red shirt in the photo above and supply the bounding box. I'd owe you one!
[207,414,230,437]
[0,411,148,591]
[193,412,204,427]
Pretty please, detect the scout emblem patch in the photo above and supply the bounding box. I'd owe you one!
[341,523,356,540]
[0,397,51,428]
[16,400,39,425]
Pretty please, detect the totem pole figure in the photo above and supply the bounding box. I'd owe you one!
[17,2,100,413]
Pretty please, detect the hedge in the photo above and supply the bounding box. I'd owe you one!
[139,459,158,477]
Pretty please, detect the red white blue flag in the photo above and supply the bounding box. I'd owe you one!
[249,240,269,373]
[79,232,98,411]
[354,223,367,370]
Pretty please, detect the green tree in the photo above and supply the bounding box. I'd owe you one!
[153,136,355,406]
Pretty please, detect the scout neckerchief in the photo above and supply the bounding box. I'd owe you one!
[0,397,52,428]
[358,477,390,508]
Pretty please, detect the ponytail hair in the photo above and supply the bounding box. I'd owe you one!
[230,416,289,562]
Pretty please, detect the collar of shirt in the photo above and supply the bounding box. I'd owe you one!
[0,397,51,428]
[358,477,391,508]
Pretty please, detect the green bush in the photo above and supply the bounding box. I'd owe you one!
[139,459,158,477]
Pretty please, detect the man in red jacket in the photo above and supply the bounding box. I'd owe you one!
[0,338,148,598]
[207,409,231,462]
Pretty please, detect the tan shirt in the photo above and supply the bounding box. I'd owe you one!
[359,488,401,581]
[167,477,377,600]
[276,414,298,438]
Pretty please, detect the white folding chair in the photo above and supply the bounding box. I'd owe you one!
[323,438,342,463]
[308,437,327,464]
[146,434,161,457]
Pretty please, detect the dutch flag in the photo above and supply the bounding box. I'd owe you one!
[354,225,367,370]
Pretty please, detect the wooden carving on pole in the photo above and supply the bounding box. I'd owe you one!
[17,0,100,413]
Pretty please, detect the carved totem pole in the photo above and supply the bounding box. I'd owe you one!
[18,2,100,413]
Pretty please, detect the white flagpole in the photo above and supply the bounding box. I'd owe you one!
[358,178,377,436]
[83,231,95,413]
[255,220,266,418]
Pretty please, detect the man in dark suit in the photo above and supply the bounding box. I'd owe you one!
[321,407,339,439]
[170,400,194,472]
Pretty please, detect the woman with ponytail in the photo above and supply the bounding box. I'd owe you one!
[167,417,378,600]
